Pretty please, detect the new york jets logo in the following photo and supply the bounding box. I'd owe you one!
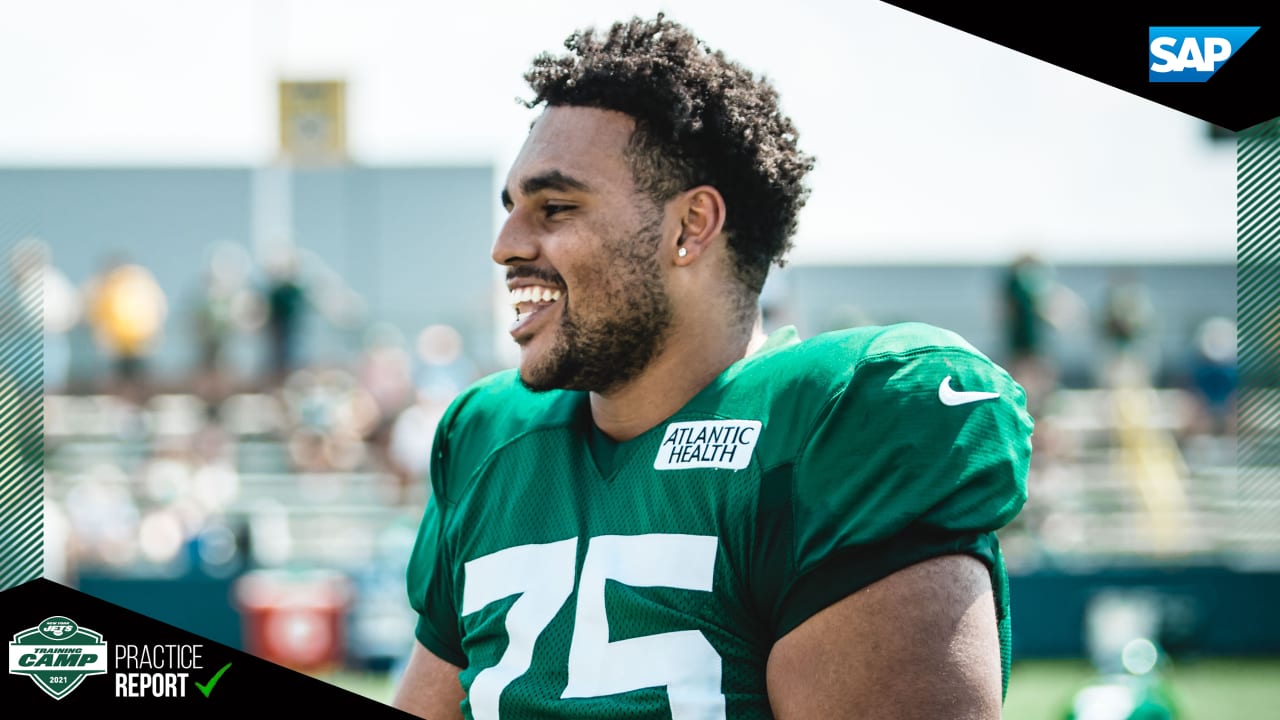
[8,616,108,700]
[38,617,77,639]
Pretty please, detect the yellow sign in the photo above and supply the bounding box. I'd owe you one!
[278,80,348,165]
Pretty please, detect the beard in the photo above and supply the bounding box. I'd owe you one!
[517,224,673,395]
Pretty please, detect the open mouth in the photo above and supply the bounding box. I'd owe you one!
[509,284,564,335]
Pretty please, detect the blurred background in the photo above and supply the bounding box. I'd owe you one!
[3,1,1276,718]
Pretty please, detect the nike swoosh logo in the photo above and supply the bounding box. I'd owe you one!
[938,376,1000,406]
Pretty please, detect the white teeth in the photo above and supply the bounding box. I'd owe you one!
[509,286,563,307]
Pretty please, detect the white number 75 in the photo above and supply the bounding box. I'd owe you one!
[461,533,724,720]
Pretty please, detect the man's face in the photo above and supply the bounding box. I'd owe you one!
[493,106,674,394]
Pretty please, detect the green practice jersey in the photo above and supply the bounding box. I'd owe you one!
[407,323,1033,719]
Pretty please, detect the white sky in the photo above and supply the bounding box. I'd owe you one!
[1,0,1237,264]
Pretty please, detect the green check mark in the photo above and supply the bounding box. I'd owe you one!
[195,662,232,698]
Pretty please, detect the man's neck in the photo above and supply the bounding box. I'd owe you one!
[589,312,767,442]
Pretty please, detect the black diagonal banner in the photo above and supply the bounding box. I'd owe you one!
[881,1,1280,132]
[2,579,418,717]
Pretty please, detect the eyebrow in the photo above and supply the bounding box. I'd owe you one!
[500,170,593,208]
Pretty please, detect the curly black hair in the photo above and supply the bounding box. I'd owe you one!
[522,13,816,296]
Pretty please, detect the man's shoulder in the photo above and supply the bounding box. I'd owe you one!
[815,320,984,355]
[733,322,1013,440]
[692,323,995,466]
[440,368,583,442]
[753,321,994,388]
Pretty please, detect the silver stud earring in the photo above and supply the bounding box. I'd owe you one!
[678,247,688,258]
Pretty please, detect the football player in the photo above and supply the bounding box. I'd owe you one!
[394,13,1033,720]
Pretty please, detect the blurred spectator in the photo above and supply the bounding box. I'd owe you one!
[1187,316,1237,437]
[385,323,478,500]
[1099,268,1158,389]
[263,247,308,387]
[191,241,254,410]
[357,322,416,477]
[1004,253,1051,363]
[387,390,449,501]
[7,237,81,393]
[1002,252,1083,414]
[359,322,416,419]
[82,253,168,403]
[257,245,366,389]
[280,367,378,473]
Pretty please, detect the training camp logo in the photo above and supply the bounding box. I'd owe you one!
[1149,26,1260,82]
[8,616,108,700]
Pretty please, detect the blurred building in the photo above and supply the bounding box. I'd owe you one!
[0,165,497,390]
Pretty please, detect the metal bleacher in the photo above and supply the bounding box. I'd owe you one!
[1007,382,1272,571]
[45,380,1270,574]
[44,391,426,575]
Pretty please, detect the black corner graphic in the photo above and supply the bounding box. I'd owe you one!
[2,578,420,718]
[881,1,1280,132]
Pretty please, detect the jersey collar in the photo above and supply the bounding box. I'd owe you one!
[752,325,801,356]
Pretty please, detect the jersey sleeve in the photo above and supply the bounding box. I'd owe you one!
[770,339,1033,638]
[404,400,466,667]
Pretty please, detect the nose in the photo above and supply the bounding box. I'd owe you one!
[491,210,539,267]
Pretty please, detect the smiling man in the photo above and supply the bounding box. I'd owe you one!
[393,14,1033,720]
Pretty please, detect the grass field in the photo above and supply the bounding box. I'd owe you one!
[1004,658,1280,720]
[318,657,1280,718]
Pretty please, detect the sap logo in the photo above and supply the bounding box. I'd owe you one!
[1149,26,1259,82]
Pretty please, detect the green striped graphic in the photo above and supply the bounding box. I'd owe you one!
[1236,118,1280,556]
[0,236,45,591]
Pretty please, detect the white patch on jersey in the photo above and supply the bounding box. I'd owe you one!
[653,420,762,471]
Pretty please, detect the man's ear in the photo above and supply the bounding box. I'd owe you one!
[673,185,727,265]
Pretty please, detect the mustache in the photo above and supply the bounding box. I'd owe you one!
[506,266,566,287]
